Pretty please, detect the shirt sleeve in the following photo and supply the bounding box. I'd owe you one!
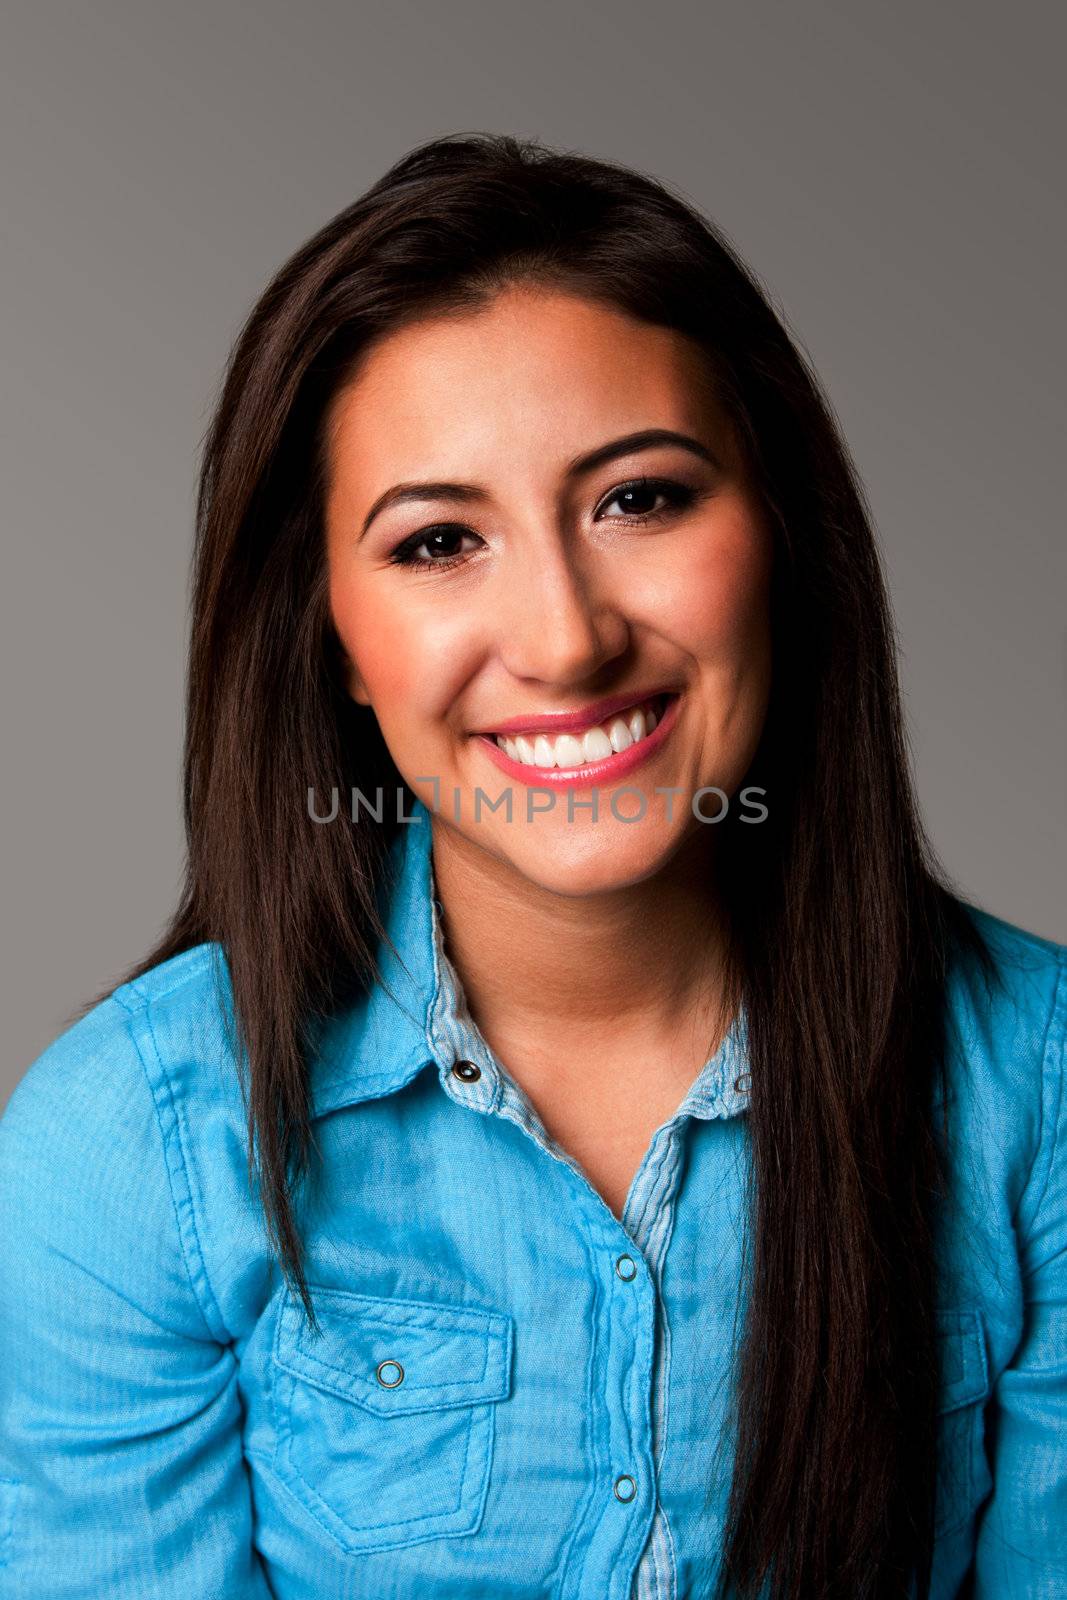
[974,950,1067,1597]
[0,991,273,1599]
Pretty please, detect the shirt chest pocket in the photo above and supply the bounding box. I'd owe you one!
[934,1307,992,1541]
[271,1284,514,1556]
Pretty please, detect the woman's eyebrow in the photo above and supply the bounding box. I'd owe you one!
[358,429,720,540]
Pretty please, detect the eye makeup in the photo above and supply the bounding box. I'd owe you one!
[386,475,700,571]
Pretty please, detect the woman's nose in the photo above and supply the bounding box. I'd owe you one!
[495,541,630,685]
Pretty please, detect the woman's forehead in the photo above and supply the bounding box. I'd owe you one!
[325,289,729,489]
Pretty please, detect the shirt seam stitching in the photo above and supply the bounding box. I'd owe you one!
[113,945,216,1013]
[113,994,227,1343]
[637,1136,682,1600]
[1016,949,1067,1235]
[553,1224,606,1598]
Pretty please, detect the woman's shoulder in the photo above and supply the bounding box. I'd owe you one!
[947,900,1065,1051]
[961,899,1066,970]
[942,901,1066,1245]
[3,940,240,1136]
[1,940,241,1209]
[0,941,266,1343]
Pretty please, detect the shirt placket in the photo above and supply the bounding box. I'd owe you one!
[622,1046,751,1600]
[425,894,750,1600]
[623,1118,688,1600]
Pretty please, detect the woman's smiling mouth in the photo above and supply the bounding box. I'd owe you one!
[473,691,682,787]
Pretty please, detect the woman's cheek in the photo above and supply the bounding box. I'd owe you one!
[657,515,772,662]
[329,574,423,708]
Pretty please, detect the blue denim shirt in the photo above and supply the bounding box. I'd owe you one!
[1,798,1064,1599]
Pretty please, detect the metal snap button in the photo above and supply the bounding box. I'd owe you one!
[451,1059,481,1083]
[376,1360,404,1388]
[613,1474,637,1503]
[615,1254,638,1282]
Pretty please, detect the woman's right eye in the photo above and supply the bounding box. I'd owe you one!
[389,525,482,570]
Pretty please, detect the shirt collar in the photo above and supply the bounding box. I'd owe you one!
[309,797,751,1121]
[310,797,439,1118]
[426,899,751,1123]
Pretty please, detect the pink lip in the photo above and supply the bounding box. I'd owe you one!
[477,686,677,738]
[474,691,682,788]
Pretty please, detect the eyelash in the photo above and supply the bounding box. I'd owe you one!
[387,477,698,572]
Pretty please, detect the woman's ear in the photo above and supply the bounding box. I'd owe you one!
[346,664,372,707]
[326,623,372,706]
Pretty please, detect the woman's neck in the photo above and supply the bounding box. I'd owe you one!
[429,821,732,1061]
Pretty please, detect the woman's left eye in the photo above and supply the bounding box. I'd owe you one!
[595,478,696,522]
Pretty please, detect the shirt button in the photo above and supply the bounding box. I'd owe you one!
[376,1360,404,1388]
[451,1060,481,1083]
[613,1474,637,1503]
[615,1254,638,1281]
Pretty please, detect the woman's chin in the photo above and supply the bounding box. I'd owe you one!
[472,813,693,898]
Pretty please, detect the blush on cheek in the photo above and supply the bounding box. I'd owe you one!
[329,589,419,710]
[673,526,772,659]
[353,642,423,712]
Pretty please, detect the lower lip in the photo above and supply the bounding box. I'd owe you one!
[473,693,682,788]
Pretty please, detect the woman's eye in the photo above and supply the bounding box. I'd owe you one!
[389,478,695,571]
[389,525,481,569]
[596,478,695,521]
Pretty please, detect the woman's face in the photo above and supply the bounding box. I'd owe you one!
[324,285,773,896]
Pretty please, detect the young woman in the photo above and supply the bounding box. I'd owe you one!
[0,133,1063,1600]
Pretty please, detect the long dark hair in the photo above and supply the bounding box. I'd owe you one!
[85,132,998,1598]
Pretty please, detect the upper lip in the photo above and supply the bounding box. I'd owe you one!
[476,687,677,738]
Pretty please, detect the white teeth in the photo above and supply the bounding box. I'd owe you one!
[607,717,633,753]
[495,696,668,767]
[554,734,585,769]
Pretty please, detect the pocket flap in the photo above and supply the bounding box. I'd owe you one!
[275,1285,514,1416]
[935,1307,990,1414]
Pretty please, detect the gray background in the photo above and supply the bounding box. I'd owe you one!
[3,0,1064,1107]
